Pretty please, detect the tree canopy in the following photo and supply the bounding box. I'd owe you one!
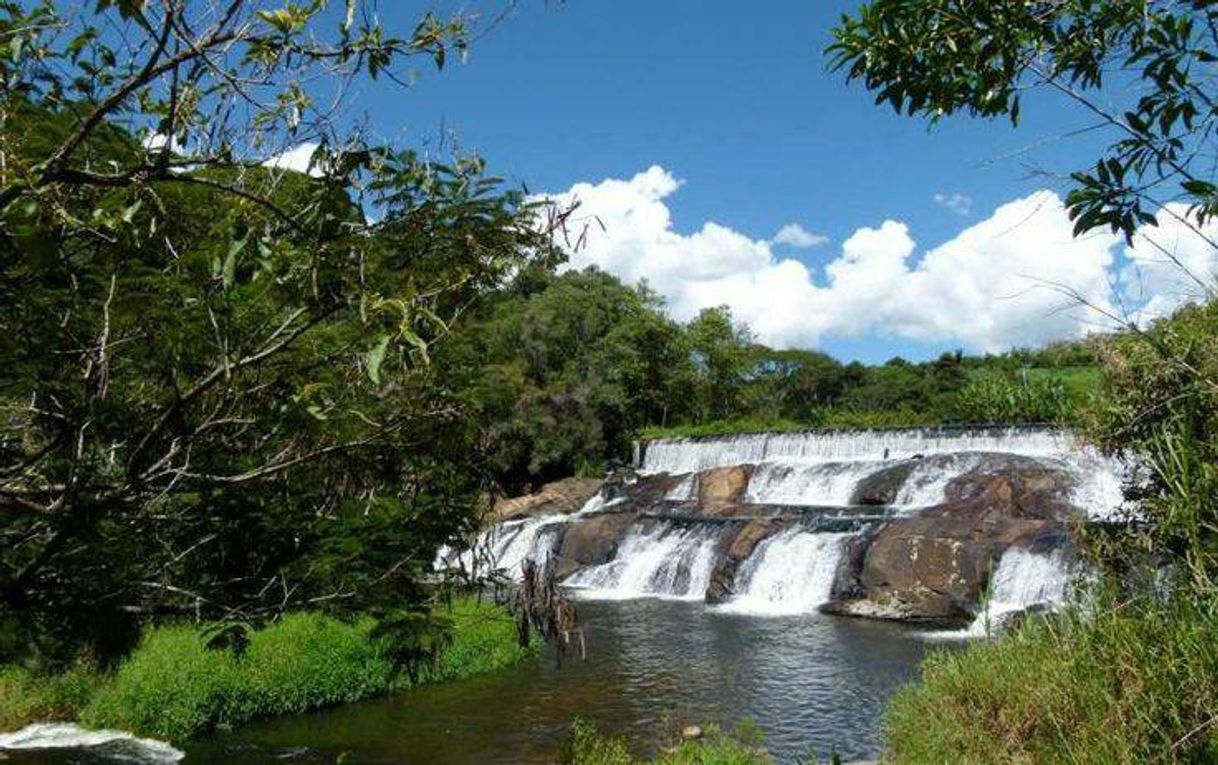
[0,0,560,664]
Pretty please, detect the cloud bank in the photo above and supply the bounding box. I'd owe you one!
[541,166,1218,352]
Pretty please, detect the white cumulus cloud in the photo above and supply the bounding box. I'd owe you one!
[261,142,323,177]
[539,167,1217,352]
[773,223,828,249]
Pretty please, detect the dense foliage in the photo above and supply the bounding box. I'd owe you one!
[444,267,1098,490]
[0,596,530,742]
[0,1,559,665]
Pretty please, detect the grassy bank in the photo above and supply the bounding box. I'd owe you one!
[566,720,771,765]
[0,595,531,742]
[885,593,1218,763]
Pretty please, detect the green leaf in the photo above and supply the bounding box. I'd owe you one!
[366,333,391,384]
[222,225,250,288]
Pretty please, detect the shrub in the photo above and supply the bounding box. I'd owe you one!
[566,719,771,765]
[421,595,535,684]
[73,596,530,742]
[0,663,99,730]
[82,613,394,741]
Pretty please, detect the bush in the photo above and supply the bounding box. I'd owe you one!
[956,372,1077,424]
[885,593,1218,763]
[0,595,534,743]
[82,613,395,741]
[421,595,535,684]
[0,664,99,730]
[566,719,770,765]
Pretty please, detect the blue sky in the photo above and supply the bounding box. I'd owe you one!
[328,1,1211,363]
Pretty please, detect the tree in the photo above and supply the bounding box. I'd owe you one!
[831,0,1218,587]
[685,306,753,423]
[444,268,691,491]
[830,1,1218,250]
[0,1,559,663]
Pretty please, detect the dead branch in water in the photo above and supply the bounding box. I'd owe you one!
[512,558,584,665]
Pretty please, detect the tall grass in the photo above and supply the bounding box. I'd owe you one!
[0,596,532,743]
[0,663,99,731]
[885,593,1218,763]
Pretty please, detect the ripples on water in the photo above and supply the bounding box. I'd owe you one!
[0,607,935,765]
[180,600,932,764]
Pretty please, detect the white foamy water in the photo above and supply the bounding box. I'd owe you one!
[564,522,722,601]
[640,427,1078,474]
[641,428,1127,519]
[665,473,697,501]
[745,461,884,506]
[0,723,183,762]
[926,546,1074,640]
[437,513,564,579]
[436,491,613,580]
[718,529,849,616]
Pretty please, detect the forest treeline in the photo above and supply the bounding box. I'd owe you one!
[441,265,1098,492]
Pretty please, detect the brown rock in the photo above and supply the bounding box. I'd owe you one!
[706,518,785,603]
[827,455,1080,625]
[493,476,605,521]
[850,460,918,505]
[552,510,640,580]
[696,465,754,513]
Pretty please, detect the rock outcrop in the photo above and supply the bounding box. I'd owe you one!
[493,476,605,521]
[695,465,755,515]
[826,457,1079,625]
[706,518,786,603]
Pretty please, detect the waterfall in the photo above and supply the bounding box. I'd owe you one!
[717,529,849,615]
[438,514,562,579]
[642,427,1127,519]
[0,723,183,763]
[927,547,1074,639]
[640,426,1080,474]
[564,521,722,601]
[745,460,886,506]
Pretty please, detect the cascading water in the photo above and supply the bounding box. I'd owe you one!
[0,723,183,763]
[437,492,610,580]
[745,461,884,506]
[639,426,1080,473]
[927,546,1074,639]
[717,529,849,615]
[640,427,1126,519]
[564,521,722,601]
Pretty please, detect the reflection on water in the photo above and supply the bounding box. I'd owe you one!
[188,600,933,764]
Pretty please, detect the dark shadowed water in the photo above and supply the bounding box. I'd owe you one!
[2,601,936,764]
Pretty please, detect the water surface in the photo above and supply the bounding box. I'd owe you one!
[188,600,932,763]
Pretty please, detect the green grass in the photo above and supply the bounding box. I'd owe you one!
[566,720,771,765]
[0,595,532,743]
[884,592,1218,764]
[0,663,100,731]
[420,595,535,684]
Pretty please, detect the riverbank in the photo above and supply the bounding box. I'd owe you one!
[0,595,531,744]
[885,591,1218,762]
